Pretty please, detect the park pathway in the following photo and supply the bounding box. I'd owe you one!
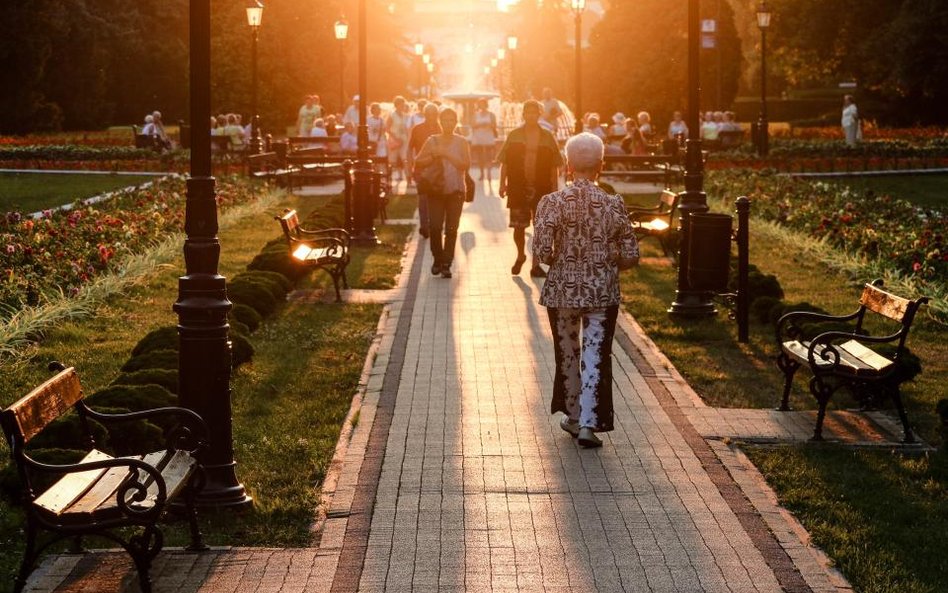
[27,179,858,593]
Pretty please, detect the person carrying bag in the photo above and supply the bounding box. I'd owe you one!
[413,108,471,279]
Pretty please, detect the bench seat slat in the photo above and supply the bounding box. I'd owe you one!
[781,339,893,377]
[33,449,112,516]
[64,455,146,517]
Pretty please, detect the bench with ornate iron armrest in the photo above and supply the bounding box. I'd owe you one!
[0,362,209,593]
[601,155,678,187]
[627,189,680,258]
[276,209,350,302]
[775,279,929,442]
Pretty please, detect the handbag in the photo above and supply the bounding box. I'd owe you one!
[464,171,476,203]
[414,160,443,196]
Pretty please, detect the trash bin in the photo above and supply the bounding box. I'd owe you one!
[687,212,732,292]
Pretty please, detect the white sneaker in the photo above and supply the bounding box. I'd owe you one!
[560,417,580,438]
[578,427,602,448]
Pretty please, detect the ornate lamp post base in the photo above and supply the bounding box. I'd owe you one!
[350,161,380,245]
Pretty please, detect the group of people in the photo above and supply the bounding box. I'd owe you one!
[409,98,639,448]
[138,110,172,150]
[211,112,253,149]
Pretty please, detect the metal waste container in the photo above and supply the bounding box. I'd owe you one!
[687,212,732,292]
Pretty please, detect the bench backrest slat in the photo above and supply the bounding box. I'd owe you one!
[659,190,678,209]
[2,367,84,444]
[278,210,300,242]
[860,283,914,323]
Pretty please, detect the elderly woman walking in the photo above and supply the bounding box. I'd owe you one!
[533,132,639,448]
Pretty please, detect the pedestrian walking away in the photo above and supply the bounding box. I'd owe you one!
[413,107,471,278]
[533,132,639,448]
[408,103,442,238]
[497,99,562,277]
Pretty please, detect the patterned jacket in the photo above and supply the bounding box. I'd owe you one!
[533,179,638,309]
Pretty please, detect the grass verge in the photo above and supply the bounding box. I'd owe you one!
[0,185,408,590]
[0,171,158,213]
[745,446,948,593]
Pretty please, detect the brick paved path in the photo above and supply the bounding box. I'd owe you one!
[28,181,855,592]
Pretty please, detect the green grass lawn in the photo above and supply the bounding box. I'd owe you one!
[831,174,948,209]
[746,446,948,593]
[0,172,158,213]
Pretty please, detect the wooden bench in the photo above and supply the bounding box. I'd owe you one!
[1,362,209,593]
[601,154,678,187]
[276,209,351,302]
[627,189,680,258]
[131,126,161,151]
[776,280,929,442]
[246,151,292,183]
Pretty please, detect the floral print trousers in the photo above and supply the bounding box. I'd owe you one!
[546,305,619,432]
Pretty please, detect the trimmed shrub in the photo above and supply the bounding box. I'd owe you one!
[231,333,255,368]
[121,348,178,373]
[111,368,179,395]
[247,249,308,282]
[27,414,109,452]
[227,280,278,318]
[229,319,251,338]
[768,301,829,327]
[234,270,292,293]
[230,303,262,333]
[750,296,782,324]
[936,399,948,427]
[234,274,288,302]
[131,326,179,356]
[88,384,177,411]
[730,264,784,303]
[89,406,165,457]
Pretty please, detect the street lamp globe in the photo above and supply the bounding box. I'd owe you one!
[507,35,518,50]
[496,48,506,60]
[422,53,431,65]
[571,0,586,13]
[756,1,772,29]
[334,19,349,40]
[246,1,263,27]
[414,42,424,56]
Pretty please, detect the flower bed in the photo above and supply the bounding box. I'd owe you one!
[0,176,255,310]
[705,170,946,284]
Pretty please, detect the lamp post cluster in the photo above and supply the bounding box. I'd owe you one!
[246,1,263,154]
[756,1,772,157]
[482,36,517,99]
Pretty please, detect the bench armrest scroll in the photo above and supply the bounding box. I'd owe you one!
[805,330,902,373]
[775,309,860,343]
[78,403,209,454]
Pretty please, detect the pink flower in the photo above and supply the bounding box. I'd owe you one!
[912,262,922,272]
[5,244,14,254]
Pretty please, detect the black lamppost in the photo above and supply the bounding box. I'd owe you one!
[414,42,425,99]
[507,35,518,100]
[422,53,431,99]
[668,0,715,318]
[756,1,772,156]
[491,57,500,94]
[177,0,251,509]
[426,61,434,100]
[496,48,506,99]
[351,0,379,245]
[571,0,586,135]
[246,2,263,154]
[335,19,349,115]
